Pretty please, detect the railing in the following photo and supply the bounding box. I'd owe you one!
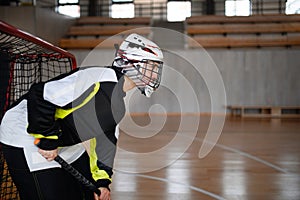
[186,14,300,48]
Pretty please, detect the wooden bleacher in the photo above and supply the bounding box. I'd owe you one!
[228,105,300,118]
[186,14,300,48]
[60,17,152,49]
[76,16,151,25]
[186,14,300,24]
[66,25,151,37]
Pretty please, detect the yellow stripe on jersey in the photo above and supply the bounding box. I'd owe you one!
[90,138,112,181]
[29,134,58,140]
[55,82,100,119]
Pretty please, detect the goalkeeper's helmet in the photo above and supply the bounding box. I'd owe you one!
[113,33,163,97]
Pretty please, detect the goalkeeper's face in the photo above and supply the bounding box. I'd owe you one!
[136,60,162,88]
[128,59,163,97]
[114,56,163,97]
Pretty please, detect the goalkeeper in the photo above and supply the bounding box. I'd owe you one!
[0,33,163,200]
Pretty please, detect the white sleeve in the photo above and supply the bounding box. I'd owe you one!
[43,68,118,107]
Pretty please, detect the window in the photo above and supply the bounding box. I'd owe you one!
[225,0,250,16]
[286,0,300,14]
[57,0,80,18]
[167,0,191,22]
[111,0,134,18]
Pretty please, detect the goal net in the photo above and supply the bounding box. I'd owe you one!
[0,20,77,199]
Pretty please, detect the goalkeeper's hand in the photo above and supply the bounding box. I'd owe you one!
[38,148,58,161]
[94,187,110,200]
[35,138,58,161]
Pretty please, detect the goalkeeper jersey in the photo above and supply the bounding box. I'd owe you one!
[0,66,126,189]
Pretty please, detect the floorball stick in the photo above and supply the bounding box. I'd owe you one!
[54,155,101,196]
[34,139,101,196]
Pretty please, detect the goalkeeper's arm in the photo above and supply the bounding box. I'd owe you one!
[26,82,61,150]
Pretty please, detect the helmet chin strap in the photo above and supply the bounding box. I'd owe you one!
[143,85,154,98]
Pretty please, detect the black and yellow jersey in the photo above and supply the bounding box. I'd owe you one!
[2,66,126,189]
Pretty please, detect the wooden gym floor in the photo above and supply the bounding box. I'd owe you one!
[110,115,300,200]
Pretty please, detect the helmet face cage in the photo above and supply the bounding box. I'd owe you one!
[133,59,163,89]
[117,57,163,97]
[113,33,164,97]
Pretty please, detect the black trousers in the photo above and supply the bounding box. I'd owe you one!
[1,143,94,200]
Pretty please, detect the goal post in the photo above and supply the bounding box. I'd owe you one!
[0,20,77,199]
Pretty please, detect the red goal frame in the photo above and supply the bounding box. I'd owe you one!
[0,20,77,199]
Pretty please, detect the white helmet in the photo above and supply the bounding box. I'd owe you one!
[113,33,163,97]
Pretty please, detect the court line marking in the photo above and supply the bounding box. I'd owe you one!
[114,131,288,199]
[179,133,290,174]
[115,170,227,200]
